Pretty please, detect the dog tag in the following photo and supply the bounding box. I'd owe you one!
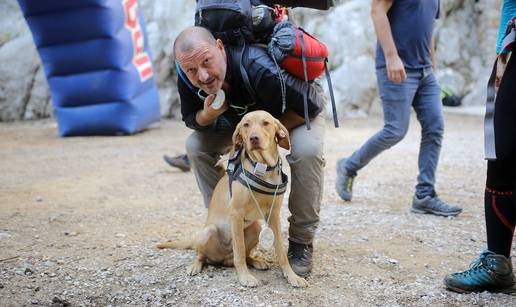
[259,226,274,249]
[254,162,267,176]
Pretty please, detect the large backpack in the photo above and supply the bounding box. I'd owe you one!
[190,0,338,129]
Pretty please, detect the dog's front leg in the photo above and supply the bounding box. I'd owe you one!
[230,204,260,287]
[268,210,309,288]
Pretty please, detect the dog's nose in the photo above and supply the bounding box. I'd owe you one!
[250,135,260,145]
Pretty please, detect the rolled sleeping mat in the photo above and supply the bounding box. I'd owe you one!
[17,0,160,136]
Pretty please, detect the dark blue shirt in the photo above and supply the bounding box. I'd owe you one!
[375,0,440,69]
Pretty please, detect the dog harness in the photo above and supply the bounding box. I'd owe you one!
[226,148,288,197]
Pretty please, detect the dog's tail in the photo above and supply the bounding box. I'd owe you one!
[156,239,194,250]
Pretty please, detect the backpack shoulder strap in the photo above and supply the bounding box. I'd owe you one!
[238,42,257,102]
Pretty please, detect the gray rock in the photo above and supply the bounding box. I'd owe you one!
[0,0,504,121]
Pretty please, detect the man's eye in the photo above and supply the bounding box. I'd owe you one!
[187,68,196,74]
[204,58,211,64]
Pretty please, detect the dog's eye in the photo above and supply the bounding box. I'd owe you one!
[243,123,249,127]
[263,121,269,126]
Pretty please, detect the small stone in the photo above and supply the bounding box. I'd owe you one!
[31,299,39,305]
[36,197,43,202]
[52,296,70,307]
[115,233,126,238]
[388,258,399,265]
[34,286,40,292]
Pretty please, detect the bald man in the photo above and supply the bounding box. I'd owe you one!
[174,26,326,276]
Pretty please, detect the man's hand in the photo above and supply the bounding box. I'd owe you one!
[195,93,228,127]
[386,54,407,83]
[495,53,511,94]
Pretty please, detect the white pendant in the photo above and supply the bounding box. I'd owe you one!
[259,226,274,249]
[210,89,225,110]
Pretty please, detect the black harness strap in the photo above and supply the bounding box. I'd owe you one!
[226,149,288,197]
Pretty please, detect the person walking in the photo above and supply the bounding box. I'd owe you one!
[335,0,462,217]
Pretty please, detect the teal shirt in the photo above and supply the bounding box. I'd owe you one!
[497,0,516,53]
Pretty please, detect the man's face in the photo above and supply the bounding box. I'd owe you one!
[176,39,227,95]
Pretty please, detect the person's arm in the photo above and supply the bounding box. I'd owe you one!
[195,94,228,127]
[495,1,514,92]
[179,78,227,130]
[371,0,406,83]
[255,68,324,129]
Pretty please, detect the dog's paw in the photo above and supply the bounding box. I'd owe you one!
[247,257,270,270]
[187,261,203,276]
[238,273,261,287]
[287,274,309,288]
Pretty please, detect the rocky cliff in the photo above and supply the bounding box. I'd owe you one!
[0,0,502,121]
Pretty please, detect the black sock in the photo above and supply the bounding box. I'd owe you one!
[484,187,515,258]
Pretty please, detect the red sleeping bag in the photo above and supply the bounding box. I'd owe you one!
[280,27,328,81]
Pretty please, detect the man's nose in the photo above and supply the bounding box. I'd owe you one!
[197,68,210,82]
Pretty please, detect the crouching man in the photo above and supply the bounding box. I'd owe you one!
[174,26,326,276]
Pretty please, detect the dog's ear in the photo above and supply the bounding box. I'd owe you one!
[231,122,243,154]
[274,119,290,150]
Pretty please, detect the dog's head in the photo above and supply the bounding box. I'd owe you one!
[231,111,290,155]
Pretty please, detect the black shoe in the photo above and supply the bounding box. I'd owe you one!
[288,240,313,277]
[163,154,191,172]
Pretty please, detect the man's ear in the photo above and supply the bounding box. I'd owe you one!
[231,122,243,154]
[274,119,290,150]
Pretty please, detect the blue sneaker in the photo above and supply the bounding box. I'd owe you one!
[336,158,356,201]
[444,250,515,294]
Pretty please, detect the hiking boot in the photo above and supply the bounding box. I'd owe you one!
[444,250,515,294]
[288,241,313,277]
[411,195,462,217]
[336,158,356,201]
[163,154,191,172]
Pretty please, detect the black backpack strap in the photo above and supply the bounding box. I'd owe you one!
[239,42,257,102]
[324,59,339,128]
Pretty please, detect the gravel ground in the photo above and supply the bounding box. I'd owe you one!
[0,113,515,306]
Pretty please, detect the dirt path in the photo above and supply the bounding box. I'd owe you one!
[0,113,514,306]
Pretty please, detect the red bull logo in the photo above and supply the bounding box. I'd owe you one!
[124,0,153,82]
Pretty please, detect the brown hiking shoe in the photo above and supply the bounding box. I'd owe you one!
[288,240,313,277]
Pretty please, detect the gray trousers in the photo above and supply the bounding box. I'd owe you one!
[185,113,325,245]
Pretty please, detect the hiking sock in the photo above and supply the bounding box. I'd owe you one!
[484,187,516,258]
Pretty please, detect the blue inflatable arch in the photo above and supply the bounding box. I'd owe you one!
[18,0,160,136]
